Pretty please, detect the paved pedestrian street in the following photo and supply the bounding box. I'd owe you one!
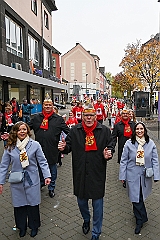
[0,119,160,239]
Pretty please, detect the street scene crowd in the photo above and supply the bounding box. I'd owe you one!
[0,96,160,240]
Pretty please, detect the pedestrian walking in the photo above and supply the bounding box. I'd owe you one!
[20,99,34,123]
[58,104,113,240]
[10,97,20,117]
[119,122,160,234]
[66,111,78,128]
[112,109,135,187]
[29,97,69,198]
[0,122,51,238]
[1,104,18,146]
[72,101,84,123]
[94,98,107,124]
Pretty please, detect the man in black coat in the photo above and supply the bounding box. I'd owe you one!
[58,104,113,240]
[112,109,135,163]
[112,109,135,187]
[29,98,69,198]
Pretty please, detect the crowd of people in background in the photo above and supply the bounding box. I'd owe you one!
[0,95,159,239]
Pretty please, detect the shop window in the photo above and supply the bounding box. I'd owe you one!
[43,47,50,71]
[44,11,49,29]
[31,0,37,15]
[5,15,23,57]
[28,34,39,65]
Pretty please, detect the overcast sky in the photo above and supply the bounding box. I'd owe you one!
[52,0,160,76]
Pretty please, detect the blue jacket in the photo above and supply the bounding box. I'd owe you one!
[0,139,51,207]
[22,104,34,115]
[119,139,160,202]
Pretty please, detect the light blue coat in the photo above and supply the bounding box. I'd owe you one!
[0,139,51,207]
[119,139,160,202]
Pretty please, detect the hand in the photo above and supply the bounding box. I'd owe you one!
[0,185,3,194]
[1,133,9,140]
[45,178,51,185]
[103,147,112,160]
[58,137,66,151]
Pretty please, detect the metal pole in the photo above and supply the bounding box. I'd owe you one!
[86,74,88,95]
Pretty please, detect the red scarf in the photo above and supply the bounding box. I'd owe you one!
[4,112,13,125]
[40,110,54,130]
[121,118,132,138]
[11,101,17,113]
[82,121,98,151]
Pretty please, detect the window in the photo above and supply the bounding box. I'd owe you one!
[70,63,75,81]
[44,11,49,29]
[31,0,37,15]
[5,15,23,57]
[82,63,86,81]
[52,57,56,76]
[43,47,50,71]
[52,57,56,67]
[28,34,39,65]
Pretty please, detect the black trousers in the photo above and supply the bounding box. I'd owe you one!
[14,205,40,231]
[132,186,148,225]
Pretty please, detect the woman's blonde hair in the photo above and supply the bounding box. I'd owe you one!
[6,121,32,151]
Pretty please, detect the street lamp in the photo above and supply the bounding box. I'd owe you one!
[74,79,77,97]
[86,73,88,96]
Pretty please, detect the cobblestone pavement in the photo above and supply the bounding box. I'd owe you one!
[0,115,160,239]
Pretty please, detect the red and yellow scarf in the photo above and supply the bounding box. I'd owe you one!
[40,110,54,130]
[4,112,13,125]
[82,121,98,151]
[121,118,132,138]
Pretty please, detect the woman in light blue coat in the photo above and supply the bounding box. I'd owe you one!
[119,122,160,235]
[0,122,51,238]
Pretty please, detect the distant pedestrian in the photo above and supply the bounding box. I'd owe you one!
[66,111,78,128]
[155,100,158,114]
[21,99,34,124]
[10,97,20,117]
[119,122,160,234]
[1,104,18,146]
[94,99,107,124]
[129,109,137,123]
[72,101,84,123]
[58,104,113,240]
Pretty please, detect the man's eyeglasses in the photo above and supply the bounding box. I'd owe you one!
[83,114,95,117]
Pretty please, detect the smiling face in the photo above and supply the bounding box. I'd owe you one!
[135,123,145,138]
[43,101,54,114]
[17,124,28,140]
[121,110,129,120]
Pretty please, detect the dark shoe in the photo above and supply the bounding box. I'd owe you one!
[30,228,38,237]
[91,236,99,240]
[49,190,55,198]
[135,224,143,234]
[123,180,126,188]
[82,221,90,235]
[19,229,26,237]
[142,218,148,224]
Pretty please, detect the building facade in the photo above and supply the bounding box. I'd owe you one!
[0,0,68,107]
[61,43,110,102]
